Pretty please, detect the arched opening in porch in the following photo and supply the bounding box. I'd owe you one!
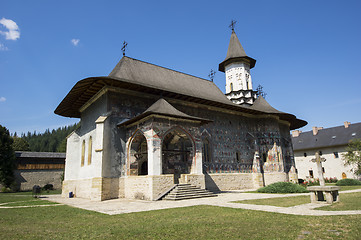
[162,127,194,183]
[129,131,148,176]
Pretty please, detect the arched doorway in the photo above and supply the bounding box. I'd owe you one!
[129,131,148,176]
[162,128,194,183]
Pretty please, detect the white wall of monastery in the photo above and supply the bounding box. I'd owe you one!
[64,129,101,181]
[294,146,357,180]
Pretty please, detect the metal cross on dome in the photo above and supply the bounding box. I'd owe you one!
[121,41,128,56]
[229,20,237,31]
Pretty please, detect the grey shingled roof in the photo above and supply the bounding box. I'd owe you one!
[218,30,256,72]
[109,57,232,105]
[249,95,284,114]
[292,122,361,151]
[55,56,306,130]
[118,98,211,126]
[15,151,66,159]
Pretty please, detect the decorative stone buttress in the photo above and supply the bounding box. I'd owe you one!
[219,30,258,105]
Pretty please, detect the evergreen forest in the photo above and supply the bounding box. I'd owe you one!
[12,123,78,152]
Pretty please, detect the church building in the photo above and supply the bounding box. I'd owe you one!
[55,28,307,201]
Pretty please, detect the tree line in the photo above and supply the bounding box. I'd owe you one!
[12,123,78,152]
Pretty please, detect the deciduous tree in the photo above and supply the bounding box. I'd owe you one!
[343,139,361,176]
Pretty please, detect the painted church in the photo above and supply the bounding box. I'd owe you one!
[55,28,307,201]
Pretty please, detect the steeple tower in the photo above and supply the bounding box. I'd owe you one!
[219,26,257,105]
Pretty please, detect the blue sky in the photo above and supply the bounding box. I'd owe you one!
[1,0,361,135]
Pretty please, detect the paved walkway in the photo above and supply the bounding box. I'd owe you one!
[44,189,361,216]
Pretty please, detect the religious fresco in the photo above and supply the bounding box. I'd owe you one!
[110,93,295,177]
[262,142,284,172]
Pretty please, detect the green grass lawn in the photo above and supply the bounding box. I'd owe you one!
[338,185,361,191]
[0,192,360,239]
[234,195,310,207]
[0,190,61,204]
[316,192,361,211]
[244,185,361,194]
[235,191,361,210]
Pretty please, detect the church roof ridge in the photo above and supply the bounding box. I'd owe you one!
[111,56,213,83]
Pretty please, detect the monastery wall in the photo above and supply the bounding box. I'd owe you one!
[294,146,357,180]
[14,169,63,191]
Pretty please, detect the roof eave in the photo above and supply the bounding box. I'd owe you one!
[218,56,257,72]
[118,112,212,127]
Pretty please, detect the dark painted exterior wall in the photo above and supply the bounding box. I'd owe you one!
[94,89,295,177]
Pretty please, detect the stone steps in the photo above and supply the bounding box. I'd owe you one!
[163,184,217,201]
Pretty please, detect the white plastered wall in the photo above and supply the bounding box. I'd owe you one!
[225,62,252,93]
[294,146,357,180]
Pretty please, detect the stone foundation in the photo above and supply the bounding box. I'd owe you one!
[62,172,294,201]
[63,177,121,201]
[123,175,174,200]
[263,172,288,186]
[252,173,264,189]
[62,179,92,199]
[205,173,259,192]
[180,174,205,188]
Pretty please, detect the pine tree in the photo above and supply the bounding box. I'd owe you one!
[12,137,30,151]
[0,125,16,188]
[23,123,78,152]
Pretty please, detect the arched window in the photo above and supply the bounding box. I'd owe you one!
[81,140,85,167]
[230,83,233,92]
[88,136,92,165]
[129,131,148,176]
[203,139,211,163]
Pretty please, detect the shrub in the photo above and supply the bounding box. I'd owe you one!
[336,178,361,186]
[1,187,13,193]
[42,184,54,191]
[257,182,309,193]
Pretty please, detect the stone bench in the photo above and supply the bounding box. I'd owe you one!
[307,186,340,204]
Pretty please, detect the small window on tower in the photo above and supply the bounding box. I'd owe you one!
[304,152,307,157]
[309,170,314,178]
[230,83,233,91]
[333,152,339,158]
